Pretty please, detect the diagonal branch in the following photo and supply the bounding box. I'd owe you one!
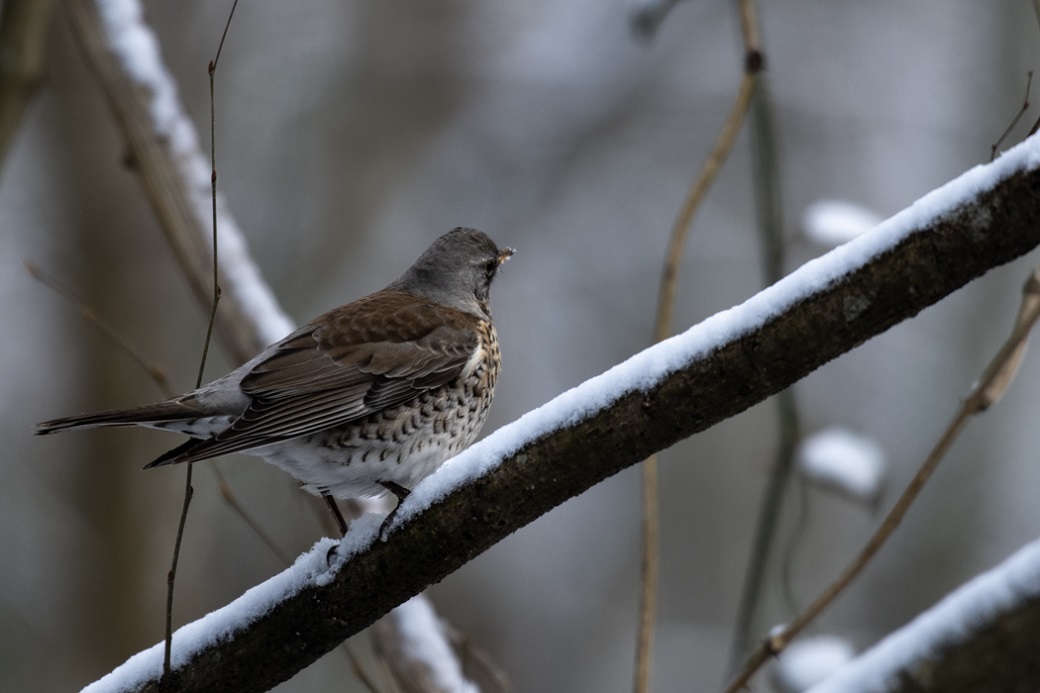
[807,538,1040,693]
[84,137,1040,693]
[65,0,293,361]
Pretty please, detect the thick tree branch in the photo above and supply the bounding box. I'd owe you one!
[82,142,1040,692]
[808,539,1040,693]
[882,593,1040,693]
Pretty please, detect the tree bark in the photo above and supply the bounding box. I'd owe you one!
[886,591,1040,693]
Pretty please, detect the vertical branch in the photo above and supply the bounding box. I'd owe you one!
[0,0,57,169]
[726,72,804,672]
[635,2,763,691]
[163,466,195,676]
[163,2,237,676]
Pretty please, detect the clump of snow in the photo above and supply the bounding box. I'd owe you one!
[773,635,856,692]
[807,537,1040,693]
[802,200,884,247]
[796,428,886,504]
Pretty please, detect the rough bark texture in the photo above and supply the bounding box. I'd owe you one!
[117,162,1040,692]
[910,592,1040,693]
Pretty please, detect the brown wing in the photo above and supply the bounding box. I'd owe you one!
[153,292,480,465]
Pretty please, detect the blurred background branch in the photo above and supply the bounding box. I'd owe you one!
[66,0,291,360]
[0,0,57,170]
[727,267,1040,691]
[639,1,763,689]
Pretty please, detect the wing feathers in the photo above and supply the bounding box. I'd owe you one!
[154,292,482,465]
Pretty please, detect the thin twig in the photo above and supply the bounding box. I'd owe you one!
[347,647,385,693]
[723,269,1040,693]
[163,2,237,676]
[25,261,173,397]
[653,72,758,336]
[991,71,1032,162]
[65,0,293,363]
[26,260,294,569]
[726,73,805,675]
[164,469,195,676]
[635,2,763,690]
[634,453,659,693]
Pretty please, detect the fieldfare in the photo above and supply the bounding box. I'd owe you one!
[36,228,513,536]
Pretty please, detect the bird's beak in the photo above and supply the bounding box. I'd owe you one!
[498,247,515,266]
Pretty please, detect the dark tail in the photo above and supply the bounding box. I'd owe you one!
[34,402,198,436]
[143,439,203,468]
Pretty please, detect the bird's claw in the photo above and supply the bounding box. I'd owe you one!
[325,540,341,566]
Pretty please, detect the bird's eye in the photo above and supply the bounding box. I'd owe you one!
[484,258,498,277]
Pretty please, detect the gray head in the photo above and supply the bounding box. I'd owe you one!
[387,228,513,318]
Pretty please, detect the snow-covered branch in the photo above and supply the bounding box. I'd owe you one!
[808,538,1040,693]
[83,135,1040,692]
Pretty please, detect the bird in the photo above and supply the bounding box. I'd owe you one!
[36,228,513,536]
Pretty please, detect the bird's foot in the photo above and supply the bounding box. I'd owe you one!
[321,491,348,537]
[377,481,411,542]
[325,541,340,567]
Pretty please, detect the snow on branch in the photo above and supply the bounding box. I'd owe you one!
[808,538,1040,693]
[81,134,1040,692]
[67,0,293,359]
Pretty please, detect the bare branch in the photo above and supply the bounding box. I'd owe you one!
[640,0,764,687]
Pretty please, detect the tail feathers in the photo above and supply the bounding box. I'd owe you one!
[34,402,201,436]
[144,434,256,468]
[36,402,245,470]
[144,439,204,469]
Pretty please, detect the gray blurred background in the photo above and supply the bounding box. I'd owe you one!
[2,1,1039,691]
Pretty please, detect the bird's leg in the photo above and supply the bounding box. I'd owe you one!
[378,480,411,540]
[322,491,348,537]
